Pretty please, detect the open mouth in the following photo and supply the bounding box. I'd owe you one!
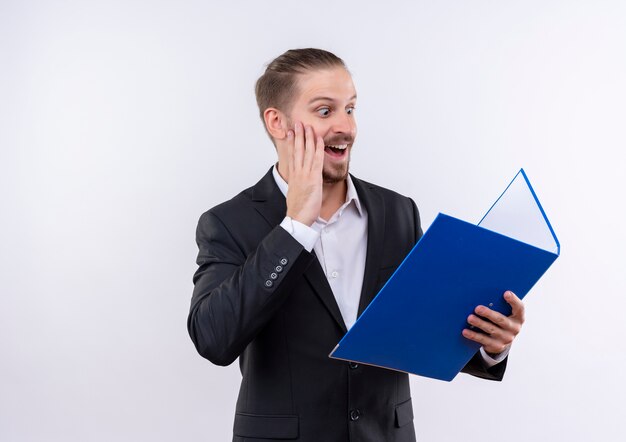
[324,144,348,158]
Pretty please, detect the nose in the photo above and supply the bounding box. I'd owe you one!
[331,111,357,140]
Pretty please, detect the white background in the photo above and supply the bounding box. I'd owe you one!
[2,1,625,441]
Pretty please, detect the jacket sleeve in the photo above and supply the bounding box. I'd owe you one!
[187,210,315,366]
[409,197,423,244]
[461,351,508,381]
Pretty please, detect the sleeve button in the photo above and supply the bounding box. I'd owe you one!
[264,280,273,288]
[280,258,288,266]
[275,265,283,273]
[349,409,361,421]
[270,272,278,280]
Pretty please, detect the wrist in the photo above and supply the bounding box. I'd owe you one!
[287,211,315,227]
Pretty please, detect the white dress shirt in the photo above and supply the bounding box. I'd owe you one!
[272,165,507,366]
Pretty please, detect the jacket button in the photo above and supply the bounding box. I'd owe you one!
[275,265,283,273]
[270,272,278,280]
[280,258,288,266]
[349,362,359,369]
[349,409,361,421]
[264,280,273,288]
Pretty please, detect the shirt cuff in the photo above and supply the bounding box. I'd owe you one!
[479,346,510,368]
[280,216,320,252]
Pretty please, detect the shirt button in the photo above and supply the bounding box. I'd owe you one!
[349,362,359,370]
[264,280,273,288]
[280,258,288,266]
[331,271,339,278]
[275,265,283,273]
[349,409,361,421]
[270,272,278,280]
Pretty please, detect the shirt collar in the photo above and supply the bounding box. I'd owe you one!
[272,163,364,217]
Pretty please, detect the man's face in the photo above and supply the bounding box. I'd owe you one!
[285,67,357,184]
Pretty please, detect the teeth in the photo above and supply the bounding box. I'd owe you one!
[326,144,348,150]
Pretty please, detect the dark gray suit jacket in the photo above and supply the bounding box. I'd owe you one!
[188,167,506,442]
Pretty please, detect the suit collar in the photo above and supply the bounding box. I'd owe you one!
[251,167,287,229]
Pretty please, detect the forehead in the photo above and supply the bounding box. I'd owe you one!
[293,67,356,104]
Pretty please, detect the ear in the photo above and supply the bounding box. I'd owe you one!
[263,108,289,140]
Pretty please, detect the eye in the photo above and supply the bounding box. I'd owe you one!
[317,107,331,117]
[346,106,355,115]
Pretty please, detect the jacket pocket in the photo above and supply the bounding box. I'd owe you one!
[394,398,414,428]
[233,412,299,439]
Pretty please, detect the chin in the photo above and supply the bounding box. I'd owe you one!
[322,165,350,184]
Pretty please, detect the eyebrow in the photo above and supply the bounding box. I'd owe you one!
[308,95,357,105]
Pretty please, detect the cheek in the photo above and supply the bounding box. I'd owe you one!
[291,114,331,140]
[310,123,331,140]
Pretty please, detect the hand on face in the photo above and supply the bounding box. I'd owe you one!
[462,291,525,356]
[285,121,325,226]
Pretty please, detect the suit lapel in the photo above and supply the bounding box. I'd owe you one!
[251,167,348,333]
[304,260,348,333]
[252,168,288,229]
[352,176,386,316]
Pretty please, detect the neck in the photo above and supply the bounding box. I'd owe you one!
[277,161,289,185]
[320,178,347,221]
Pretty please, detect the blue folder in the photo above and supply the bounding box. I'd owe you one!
[330,169,560,381]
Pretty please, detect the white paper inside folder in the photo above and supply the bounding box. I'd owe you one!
[478,169,560,255]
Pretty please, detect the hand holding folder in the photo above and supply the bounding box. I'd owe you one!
[330,169,560,381]
[463,289,525,357]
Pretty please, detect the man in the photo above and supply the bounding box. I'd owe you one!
[188,48,525,442]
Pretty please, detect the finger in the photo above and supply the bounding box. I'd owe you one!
[293,121,304,170]
[504,291,525,321]
[313,135,325,173]
[462,329,510,354]
[474,305,512,331]
[286,130,295,174]
[467,314,505,338]
[303,125,315,171]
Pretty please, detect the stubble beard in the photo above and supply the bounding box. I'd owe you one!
[322,150,351,184]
